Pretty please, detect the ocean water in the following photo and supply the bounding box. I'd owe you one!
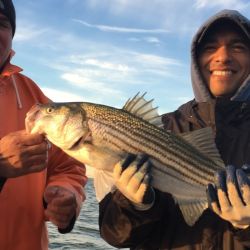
[48,179,118,250]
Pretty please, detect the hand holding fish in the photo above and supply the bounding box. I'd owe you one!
[44,185,77,231]
[113,153,155,210]
[207,165,250,229]
[0,130,48,178]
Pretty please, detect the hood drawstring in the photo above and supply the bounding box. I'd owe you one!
[11,74,22,109]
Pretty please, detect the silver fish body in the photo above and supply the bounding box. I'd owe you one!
[25,97,224,226]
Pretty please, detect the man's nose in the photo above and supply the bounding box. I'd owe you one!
[214,46,232,64]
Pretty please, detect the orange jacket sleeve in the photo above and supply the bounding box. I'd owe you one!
[46,144,87,217]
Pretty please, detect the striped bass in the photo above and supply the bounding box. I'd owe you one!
[25,93,224,226]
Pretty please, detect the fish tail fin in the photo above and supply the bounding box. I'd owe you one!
[178,199,208,226]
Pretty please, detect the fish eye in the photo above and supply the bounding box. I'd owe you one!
[46,107,54,113]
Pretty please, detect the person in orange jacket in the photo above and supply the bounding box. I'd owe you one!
[0,1,87,249]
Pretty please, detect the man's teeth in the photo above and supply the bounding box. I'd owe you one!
[212,70,233,76]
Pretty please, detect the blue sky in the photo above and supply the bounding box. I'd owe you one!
[12,0,250,114]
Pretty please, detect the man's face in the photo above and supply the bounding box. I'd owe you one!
[0,13,12,69]
[198,23,250,98]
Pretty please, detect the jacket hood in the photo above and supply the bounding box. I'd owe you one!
[191,9,250,102]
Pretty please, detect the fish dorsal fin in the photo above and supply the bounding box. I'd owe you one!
[123,92,163,128]
[180,127,224,167]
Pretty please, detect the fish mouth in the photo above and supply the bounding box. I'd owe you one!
[69,131,92,150]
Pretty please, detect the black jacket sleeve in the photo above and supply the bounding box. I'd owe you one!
[99,189,176,249]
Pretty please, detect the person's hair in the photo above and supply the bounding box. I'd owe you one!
[0,0,15,36]
[197,19,250,53]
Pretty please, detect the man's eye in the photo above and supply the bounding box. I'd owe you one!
[0,21,10,28]
[202,45,216,52]
[232,43,248,52]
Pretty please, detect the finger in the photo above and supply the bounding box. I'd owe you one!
[136,182,147,202]
[23,153,48,166]
[46,202,76,215]
[45,210,72,229]
[10,152,47,170]
[135,153,149,167]
[44,186,59,203]
[141,174,154,204]
[50,220,69,229]
[241,164,250,175]
[226,165,243,207]
[113,157,137,181]
[113,161,123,180]
[207,183,221,214]
[19,151,48,173]
[217,188,231,213]
[214,170,231,211]
[49,195,76,207]
[113,154,136,179]
[121,153,137,170]
[50,219,69,229]
[45,206,74,221]
[237,168,250,205]
[22,142,48,155]
[127,161,148,192]
[22,133,45,146]
[214,170,227,193]
[118,164,137,185]
[26,163,47,173]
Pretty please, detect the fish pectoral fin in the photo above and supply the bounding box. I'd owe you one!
[93,169,115,202]
[178,199,208,226]
[180,127,224,167]
[122,92,163,128]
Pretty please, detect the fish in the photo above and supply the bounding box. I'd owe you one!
[25,93,225,226]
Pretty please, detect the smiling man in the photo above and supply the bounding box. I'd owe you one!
[197,21,250,98]
[99,10,250,250]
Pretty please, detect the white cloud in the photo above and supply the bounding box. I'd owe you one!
[61,72,122,96]
[129,36,161,45]
[41,87,86,102]
[65,55,137,78]
[85,0,175,14]
[144,37,161,44]
[85,59,132,72]
[41,87,109,106]
[73,19,169,33]
[14,23,49,42]
[64,50,182,84]
[83,0,250,39]
[12,14,185,107]
[134,53,181,67]
[194,0,248,9]
[45,47,184,98]
[128,37,140,42]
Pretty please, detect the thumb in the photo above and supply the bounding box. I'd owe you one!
[44,186,59,203]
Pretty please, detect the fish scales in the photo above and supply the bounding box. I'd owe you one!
[89,118,213,186]
[100,128,213,186]
[85,107,217,183]
[82,103,219,185]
